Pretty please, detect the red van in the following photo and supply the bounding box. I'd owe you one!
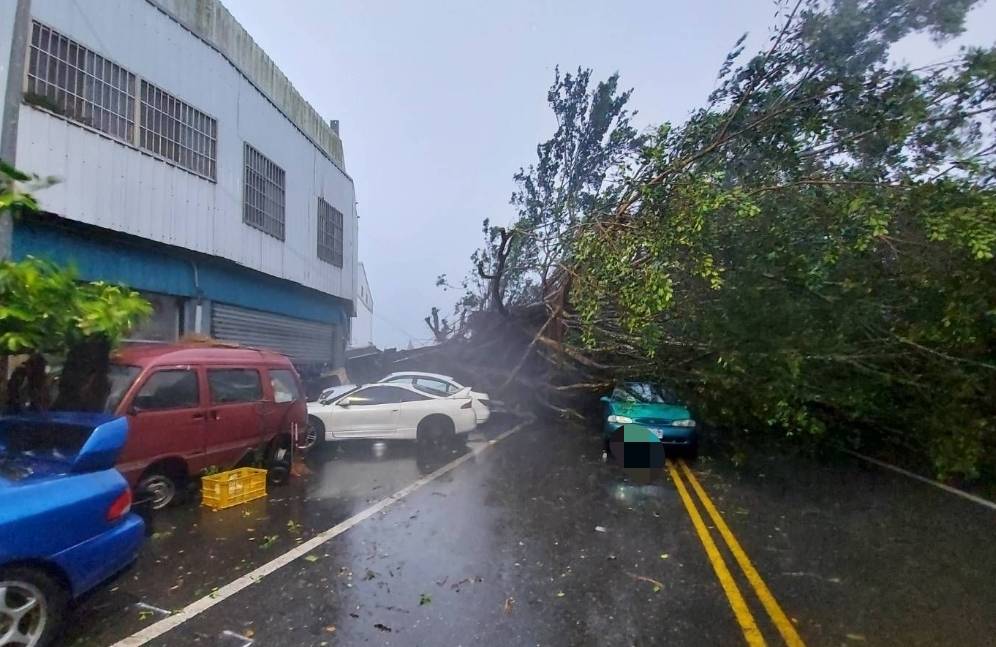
[103,344,307,509]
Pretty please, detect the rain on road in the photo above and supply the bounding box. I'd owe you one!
[67,416,996,647]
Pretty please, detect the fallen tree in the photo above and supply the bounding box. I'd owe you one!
[431,0,996,483]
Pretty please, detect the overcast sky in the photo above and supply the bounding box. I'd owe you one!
[224,0,996,349]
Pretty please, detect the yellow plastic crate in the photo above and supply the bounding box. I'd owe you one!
[201,467,267,511]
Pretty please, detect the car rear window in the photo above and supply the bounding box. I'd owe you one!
[413,377,456,397]
[269,369,302,403]
[208,369,263,404]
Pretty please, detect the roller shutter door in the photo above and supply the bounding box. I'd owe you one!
[211,303,335,363]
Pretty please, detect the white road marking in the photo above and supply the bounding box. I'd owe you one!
[132,603,170,617]
[845,450,996,512]
[110,422,528,647]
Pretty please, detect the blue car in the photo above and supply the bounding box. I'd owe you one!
[601,382,698,458]
[0,413,145,647]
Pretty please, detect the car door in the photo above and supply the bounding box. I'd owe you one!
[204,367,265,468]
[116,366,206,483]
[267,367,305,441]
[395,388,438,438]
[332,385,403,438]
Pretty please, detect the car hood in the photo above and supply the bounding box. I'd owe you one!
[608,402,692,421]
[0,413,129,487]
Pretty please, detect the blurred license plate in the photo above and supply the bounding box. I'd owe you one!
[648,427,665,439]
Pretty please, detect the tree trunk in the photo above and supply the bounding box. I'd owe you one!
[53,335,111,411]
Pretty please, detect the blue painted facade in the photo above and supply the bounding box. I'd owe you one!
[12,217,349,327]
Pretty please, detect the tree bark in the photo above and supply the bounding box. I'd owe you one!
[53,335,111,411]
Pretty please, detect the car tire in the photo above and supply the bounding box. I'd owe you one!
[299,416,325,452]
[417,416,455,447]
[0,566,69,647]
[266,443,292,486]
[138,467,183,510]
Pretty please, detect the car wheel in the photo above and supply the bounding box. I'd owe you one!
[417,416,455,447]
[299,417,325,452]
[138,470,180,510]
[266,444,292,486]
[0,566,68,647]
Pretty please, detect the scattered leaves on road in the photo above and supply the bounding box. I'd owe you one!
[419,593,432,606]
[594,526,607,533]
[304,555,320,563]
[260,535,279,550]
[503,597,515,615]
[556,591,566,598]
[374,623,392,632]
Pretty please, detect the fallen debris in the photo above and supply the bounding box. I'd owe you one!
[626,572,664,593]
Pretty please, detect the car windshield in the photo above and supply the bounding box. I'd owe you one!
[104,365,141,413]
[615,382,679,404]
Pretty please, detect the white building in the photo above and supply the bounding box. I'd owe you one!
[0,0,358,373]
[350,262,374,349]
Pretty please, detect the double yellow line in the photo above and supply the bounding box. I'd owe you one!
[666,459,806,647]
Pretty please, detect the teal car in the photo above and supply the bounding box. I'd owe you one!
[601,382,698,458]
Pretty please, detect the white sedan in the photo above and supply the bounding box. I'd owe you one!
[305,382,479,446]
[378,372,492,425]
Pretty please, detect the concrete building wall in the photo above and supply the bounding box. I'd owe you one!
[350,262,374,348]
[16,0,356,303]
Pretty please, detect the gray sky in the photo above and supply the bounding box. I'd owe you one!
[224,0,996,349]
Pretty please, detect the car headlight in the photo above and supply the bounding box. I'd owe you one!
[607,415,634,424]
[671,419,696,427]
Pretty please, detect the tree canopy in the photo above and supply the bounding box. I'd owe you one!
[464,0,995,481]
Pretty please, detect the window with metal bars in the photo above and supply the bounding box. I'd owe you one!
[26,21,136,143]
[317,197,344,267]
[140,81,217,180]
[243,144,286,240]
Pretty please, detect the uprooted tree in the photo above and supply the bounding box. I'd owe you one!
[1,162,151,412]
[428,0,996,482]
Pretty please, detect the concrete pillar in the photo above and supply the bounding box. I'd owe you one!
[1,0,32,261]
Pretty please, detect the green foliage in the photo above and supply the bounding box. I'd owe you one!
[476,0,996,481]
[1,161,57,213]
[1,164,151,356]
[471,67,642,309]
[0,257,151,354]
[574,0,995,480]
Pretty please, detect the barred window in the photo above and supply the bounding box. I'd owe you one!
[26,21,136,142]
[140,81,217,180]
[317,197,344,267]
[243,144,286,240]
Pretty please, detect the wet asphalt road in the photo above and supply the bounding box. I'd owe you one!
[67,417,996,647]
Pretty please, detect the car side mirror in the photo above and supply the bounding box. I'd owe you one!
[337,398,352,407]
